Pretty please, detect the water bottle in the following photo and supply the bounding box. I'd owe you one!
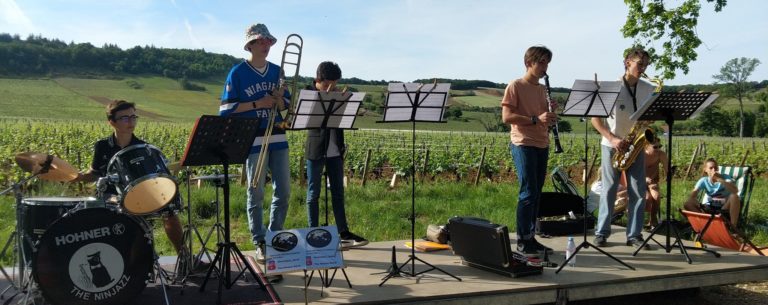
[565,237,576,267]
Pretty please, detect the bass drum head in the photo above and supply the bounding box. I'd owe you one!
[122,175,177,215]
[32,208,152,305]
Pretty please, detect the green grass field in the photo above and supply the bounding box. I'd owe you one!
[1,177,765,262]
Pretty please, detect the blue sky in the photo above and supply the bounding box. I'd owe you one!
[1,0,766,88]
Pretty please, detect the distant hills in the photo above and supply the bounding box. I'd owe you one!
[1,33,766,94]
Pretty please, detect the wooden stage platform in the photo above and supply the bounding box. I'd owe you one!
[2,226,766,304]
[263,226,768,305]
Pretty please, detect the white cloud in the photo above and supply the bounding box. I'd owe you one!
[0,0,36,33]
[184,19,202,49]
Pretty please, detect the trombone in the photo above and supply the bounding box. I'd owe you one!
[251,34,303,188]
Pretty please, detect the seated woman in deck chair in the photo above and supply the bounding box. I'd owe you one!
[683,158,741,227]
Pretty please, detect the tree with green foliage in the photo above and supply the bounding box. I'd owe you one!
[622,0,727,80]
[713,57,762,138]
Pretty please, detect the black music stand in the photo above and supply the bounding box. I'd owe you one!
[557,77,635,273]
[630,91,720,263]
[180,115,265,304]
[291,88,365,288]
[376,82,460,286]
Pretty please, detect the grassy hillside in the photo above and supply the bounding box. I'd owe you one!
[1,76,762,134]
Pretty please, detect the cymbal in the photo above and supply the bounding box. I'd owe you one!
[15,152,78,182]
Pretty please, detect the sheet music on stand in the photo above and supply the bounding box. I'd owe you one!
[290,89,365,130]
[630,92,719,121]
[628,90,720,263]
[561,80,622,118]
[554,77,635,274]
[379,83,450,122]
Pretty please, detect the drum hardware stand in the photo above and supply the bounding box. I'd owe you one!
[631,92,720,263]
[194,174,227,272]
[150,241,172,305]
[557,76,634,274]
[174,167,213,289]
[180,115,265,305]
[1,170,46,303]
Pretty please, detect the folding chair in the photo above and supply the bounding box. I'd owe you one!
[714,166,755,226]
[680,209,766,256]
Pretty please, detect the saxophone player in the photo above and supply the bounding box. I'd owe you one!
[591,47,656,249]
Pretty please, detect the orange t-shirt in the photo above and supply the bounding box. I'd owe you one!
[501,79,549,148]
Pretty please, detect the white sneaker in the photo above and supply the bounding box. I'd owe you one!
[255,243,266,264]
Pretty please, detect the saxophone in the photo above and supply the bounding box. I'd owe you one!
[611,74,662,171]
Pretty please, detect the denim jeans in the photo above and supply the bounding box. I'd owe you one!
[305,156,348,232]
[245,148,291,244]
[596,145,646,240]
[510,144,549,240]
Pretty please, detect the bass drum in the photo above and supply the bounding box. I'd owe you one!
[32,207,153,305]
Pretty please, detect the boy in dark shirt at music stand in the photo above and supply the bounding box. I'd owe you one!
[304,61,368,248]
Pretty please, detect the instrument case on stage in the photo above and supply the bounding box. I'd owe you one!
[447,216,542,278]
[537,192,595,236]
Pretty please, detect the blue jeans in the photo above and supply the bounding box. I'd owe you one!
[305,157,348,232]
[510,144,549,240]
[596,145,646,240]
[245,148,291,244]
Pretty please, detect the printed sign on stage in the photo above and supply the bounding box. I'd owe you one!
[265,226,344,274]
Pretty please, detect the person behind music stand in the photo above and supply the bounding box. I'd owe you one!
[643,137,668,230]
[219,23,291,283]
[500,45,557,257]
[304,61,369,248]
[591,47,655,249]
[71,100,202,270]
[683,158,741,227]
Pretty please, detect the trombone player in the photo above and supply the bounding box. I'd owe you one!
[219,24,290,276]
[591,47,656,249]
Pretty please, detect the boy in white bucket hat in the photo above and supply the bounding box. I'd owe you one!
[219,24,290,283]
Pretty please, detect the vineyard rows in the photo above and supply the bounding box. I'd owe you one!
[2,119,767,187]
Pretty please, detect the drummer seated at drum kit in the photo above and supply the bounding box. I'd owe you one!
[71,99,209,273]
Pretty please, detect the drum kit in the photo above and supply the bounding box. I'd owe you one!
[1,144,212,305]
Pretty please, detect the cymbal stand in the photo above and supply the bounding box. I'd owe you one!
[195,174,226,271]
[175,168,212,289]
[146,223,172,305]
[0,174,39,303]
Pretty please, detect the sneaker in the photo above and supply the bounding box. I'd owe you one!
[530,238,554,255]
[255,243,266,264]
[593,235,608,247]
[340,231,369,248]
[626,237,651,250]
[516,240,540,258]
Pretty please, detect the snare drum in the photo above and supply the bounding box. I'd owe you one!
[107,144,177,215]
[20,197,99,262]
[32,207,153,305]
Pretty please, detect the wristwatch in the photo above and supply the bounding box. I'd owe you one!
[531,116,538,125]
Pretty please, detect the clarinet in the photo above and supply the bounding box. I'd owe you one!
[543,74,564,154]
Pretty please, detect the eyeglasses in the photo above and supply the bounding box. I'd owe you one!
[114,115,139,123]
[632,60,650,67]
